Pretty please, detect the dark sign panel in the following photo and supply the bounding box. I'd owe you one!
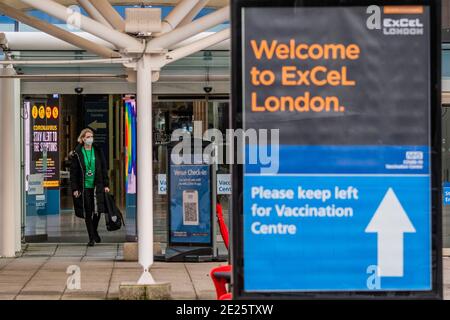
[30,97,60,189]
[84,95,109,169]
[231,0,441,298]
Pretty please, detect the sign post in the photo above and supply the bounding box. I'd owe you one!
[231,0,442,298]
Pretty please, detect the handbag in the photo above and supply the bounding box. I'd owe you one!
[104,192,124,231]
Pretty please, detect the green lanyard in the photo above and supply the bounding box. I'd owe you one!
[83,148,94,177]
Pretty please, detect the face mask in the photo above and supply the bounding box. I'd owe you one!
[84,137,94,145]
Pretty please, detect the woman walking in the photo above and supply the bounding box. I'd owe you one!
[70,128,110,246]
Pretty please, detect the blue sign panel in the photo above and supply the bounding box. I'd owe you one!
[169,164,211,244]
[444,182,450,206]
[234,3,438,296]
[244,172,430,291]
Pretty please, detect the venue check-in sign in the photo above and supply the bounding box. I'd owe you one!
[231,0,441,298]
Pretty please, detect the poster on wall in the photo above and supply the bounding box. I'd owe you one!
[30,97,60,189]
[232,0,441,299]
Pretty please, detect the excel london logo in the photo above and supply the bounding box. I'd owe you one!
[366,5,424,35]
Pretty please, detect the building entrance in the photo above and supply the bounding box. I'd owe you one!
[23,93,126,243]
[22,93,230,252]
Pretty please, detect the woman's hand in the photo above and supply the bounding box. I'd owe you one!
[73,190,80,198]
[104,187,110,193]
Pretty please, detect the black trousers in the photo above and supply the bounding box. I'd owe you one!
[83,188,100,241]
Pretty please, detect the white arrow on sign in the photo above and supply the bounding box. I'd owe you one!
[88,120,106,130]
[365,188,416,277]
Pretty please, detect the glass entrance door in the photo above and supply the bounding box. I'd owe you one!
[23,94,127,243]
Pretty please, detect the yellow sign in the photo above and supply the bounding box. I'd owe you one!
[52,106,59,119]
[32,105,38,119]
[38,105,45,119]
[43,180,59,188]
[33,125,57,131]
[46,106,52,119]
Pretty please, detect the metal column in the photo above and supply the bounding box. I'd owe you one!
[0,66,19,257]
[137,55,155,284]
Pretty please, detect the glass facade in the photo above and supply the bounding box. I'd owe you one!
[15,46,231,249]
[22,93,230,253]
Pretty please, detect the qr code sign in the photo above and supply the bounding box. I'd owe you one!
[184,202,199,224]
[187,193,195,201]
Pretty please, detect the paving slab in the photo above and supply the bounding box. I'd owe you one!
[444,284,450,299]
[151,266,197,300]
[3,257,48,270]
[61,292,106,300]
[113,261,141,269]
[54,245,87,257]
[21,271,67,294]
[0,258,14,268]
[44,258,82,271]
[15,295,61,300]
[85,245,118,257]
[22,245,57,257]
[78,260,115,267]
[0,284,27,296]
[185,263,219,300]
[109,270,142,281]
[81,256,118,261]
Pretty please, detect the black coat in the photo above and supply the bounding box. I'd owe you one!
[70,143,109,218]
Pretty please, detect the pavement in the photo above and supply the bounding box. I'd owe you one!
[1,244,449,300]
[444,256,450,300]
[0,243,225,300]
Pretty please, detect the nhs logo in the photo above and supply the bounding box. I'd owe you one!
[406,151,423,160]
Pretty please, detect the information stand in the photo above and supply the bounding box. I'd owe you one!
[164,139,214,262]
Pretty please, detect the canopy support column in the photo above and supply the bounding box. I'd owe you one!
[136,54,155,284]
[0,65,20,257]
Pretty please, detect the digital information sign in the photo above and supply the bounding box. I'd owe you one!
[231,0,441,299]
